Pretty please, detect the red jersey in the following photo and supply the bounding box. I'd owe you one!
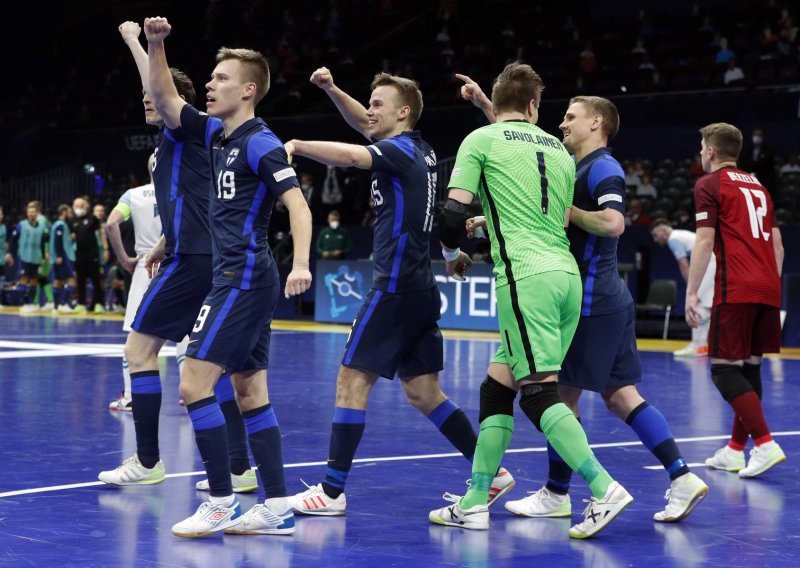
[694,166,780,307]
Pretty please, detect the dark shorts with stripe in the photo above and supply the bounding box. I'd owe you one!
[52,259,74,281]
[132,254,212,343]
[559,302,642,392]
[710,303,781,360]
[342,286,443,379]
[21,262,39,280]
[186,282,280,372]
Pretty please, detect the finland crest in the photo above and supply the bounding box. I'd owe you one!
[226,148,240,166]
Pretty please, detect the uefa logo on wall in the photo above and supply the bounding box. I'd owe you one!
[316,262,366,320]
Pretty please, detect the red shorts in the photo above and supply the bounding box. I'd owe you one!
[709,303,781,360]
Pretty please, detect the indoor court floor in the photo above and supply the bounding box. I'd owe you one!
[1,310,798,567]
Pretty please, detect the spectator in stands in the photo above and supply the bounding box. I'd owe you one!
[671,207,693,231]
[779,153,800,176]
[760,26,780,59]
[741,127,776,196]
[715,37,735,65]
[624,163,642,195]
[723,59,745,86]
[637,172,658,198]
[626,198,653,226]
[316,210,352,260]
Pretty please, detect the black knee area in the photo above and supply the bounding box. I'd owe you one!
[710,364,753,403]
[741,363,763,399]
[518,382,561,432]
[479,375,516,423]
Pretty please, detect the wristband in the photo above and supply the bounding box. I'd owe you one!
[442,248,461,262]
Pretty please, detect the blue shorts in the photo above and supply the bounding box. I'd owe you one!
[21,262,39,280]
[132,254,212,342]
[52,259,74,281]
[186,283,279,372]
[559,302,641,392]
[342,286,443,379]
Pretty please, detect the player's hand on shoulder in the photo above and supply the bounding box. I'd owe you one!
[118,21,141,42]
[144,17,171,42]
[310,67,334,90]
[285,264,312,299]
[446,251,473,282]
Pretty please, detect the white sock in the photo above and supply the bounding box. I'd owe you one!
[209,494,235,507]
[122,355,131,399]
[265,496,289,513]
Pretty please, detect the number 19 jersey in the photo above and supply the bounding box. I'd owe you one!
[694,166,780,307]
[448,120,578,287]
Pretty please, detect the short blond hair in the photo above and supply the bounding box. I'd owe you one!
[371,73,424,127]
[570,96,620,141]
[216,47,271,104]
[700,122,742,161]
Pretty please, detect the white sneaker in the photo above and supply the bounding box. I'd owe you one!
[290,482,346,516]
[20,304,38,313]
[57,304,76,314]
[567,482,633,539]
[705,445,745,472]
[429,493,489,530]
[738,441,786,478]
[196,469,259,493]
[39,302,54,311]
[673,343,708,357]
[172,499,243,538]
[653,473,708,522]
[224,501,296,535]
[504,486,571,518]
[98,454,165,486]
[108,392,132,412]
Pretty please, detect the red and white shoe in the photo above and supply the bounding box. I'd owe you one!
[289,481,346,516]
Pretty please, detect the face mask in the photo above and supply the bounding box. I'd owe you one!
[74,208,87,217]
[752,136,763,145]
[329,221,340,230]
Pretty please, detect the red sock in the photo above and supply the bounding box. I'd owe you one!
[728,415,748,451]
[729,391,772,445]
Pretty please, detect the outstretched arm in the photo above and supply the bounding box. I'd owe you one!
[119,21,150,91]
[310,67,371,140]
[455,73,495,123]
[144,17,186,129]
[285,139,373,170]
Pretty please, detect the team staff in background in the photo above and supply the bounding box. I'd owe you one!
[145,15,312,538]
[70,196,105,314]
[429,63,632,539]
[6,201,49,311]
[285,65,514,517]
[687,122,786,478]
[99,21,257,504]
[650,218,716,358]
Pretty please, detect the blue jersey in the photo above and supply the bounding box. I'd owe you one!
[364,131,436,293]
[567,147,631,316]
[152,125,213,256]
[50,219,75,262]
[180,104,298,290]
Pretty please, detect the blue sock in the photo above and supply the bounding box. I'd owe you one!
[243,404,285,498]
[130,370,162,468]
[545,416,580,494]
[626,401,689,480]
[215,375,250,475]
[322,407,366,499]
[53,286,63,308]
[427,399,478,460]
[187,396,232,497]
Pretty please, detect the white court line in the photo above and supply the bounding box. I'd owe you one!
[2,431,797,500]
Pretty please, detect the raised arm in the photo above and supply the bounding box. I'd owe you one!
[119,21,150,91]
[144,17,186,129]
[279,188,313,298]
[285,139,373,170]
[455,73,496,123]
[310,67,371,140]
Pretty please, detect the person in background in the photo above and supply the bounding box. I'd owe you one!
[316,210,352,260]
